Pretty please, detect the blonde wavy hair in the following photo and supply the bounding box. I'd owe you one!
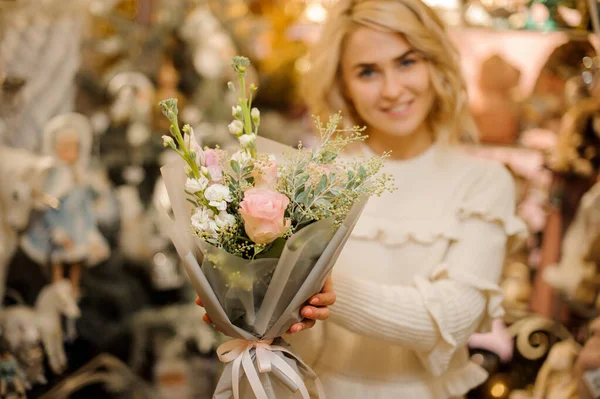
[301,0,476,143]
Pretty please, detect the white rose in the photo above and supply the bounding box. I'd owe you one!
[185,176,209,193]
[239,134,256,148]
[228,120,244,136]
[215,211,236,229]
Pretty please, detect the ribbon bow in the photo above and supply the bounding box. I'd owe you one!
[217,339,325,399]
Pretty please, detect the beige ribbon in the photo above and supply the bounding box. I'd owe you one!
[217,338,325,399]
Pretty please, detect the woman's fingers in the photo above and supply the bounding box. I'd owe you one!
[308,275,336,306]
[196,297,214,325]
[301,305,330,320]
[286,319,316,335]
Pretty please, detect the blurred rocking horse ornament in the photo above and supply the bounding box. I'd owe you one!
[35,280,81,375]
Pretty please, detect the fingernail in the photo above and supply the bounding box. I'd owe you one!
[303,308,313,317]
[310,298,319,305]
[294,325,303,333]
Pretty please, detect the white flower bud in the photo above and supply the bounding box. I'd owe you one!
[239,134,256,148]
[251,108,260,125]
[228,120,244,136]
[182,124,193,136]
[162,135,175,148]
[232,105,242,119]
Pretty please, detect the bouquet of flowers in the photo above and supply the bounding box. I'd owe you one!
[160,56,392,399]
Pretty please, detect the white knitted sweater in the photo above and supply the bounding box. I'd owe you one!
[289,143,527,398]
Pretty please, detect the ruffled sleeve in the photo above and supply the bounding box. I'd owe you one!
[458,161,528,252]
[329,161,528,377]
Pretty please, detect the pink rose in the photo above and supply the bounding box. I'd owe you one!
[252,159,278,189]
[204,149,223,182]
[239,188,291,244]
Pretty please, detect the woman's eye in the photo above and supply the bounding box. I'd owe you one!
[358,68,376,78]
[399,58,417,68]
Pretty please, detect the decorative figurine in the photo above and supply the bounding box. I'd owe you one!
[544,169,600,305]
[0,338,27,399]
[468,319,514,363]
[576,317,600,399]
[20,113,110,298]
[35,280,80,375]
[0,146,54,305]
[471,54,521,145]
[501,261,533,316]
[531,339,581,399]
[106,71,154,130]
[522,41,595,134]
[0,306,46,386]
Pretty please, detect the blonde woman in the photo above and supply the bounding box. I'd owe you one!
[288,0,527,397]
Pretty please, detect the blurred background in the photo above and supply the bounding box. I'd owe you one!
[1,0,600,397]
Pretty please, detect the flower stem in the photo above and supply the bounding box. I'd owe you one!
[168,114,201,179]
[236,73,258,158]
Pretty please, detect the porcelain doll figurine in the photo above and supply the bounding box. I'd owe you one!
[107,71,154,128]
[21,113,110,298]
[105,71,155,179]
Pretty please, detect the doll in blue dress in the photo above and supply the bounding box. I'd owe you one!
[21,113,109,298]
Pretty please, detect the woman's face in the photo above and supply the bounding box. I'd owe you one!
[341,26,435,140]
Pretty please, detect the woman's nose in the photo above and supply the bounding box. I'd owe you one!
[380,71,405,101]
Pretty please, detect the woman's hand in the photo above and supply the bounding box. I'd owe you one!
[195,275,336,335]
[287,274,336,334]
